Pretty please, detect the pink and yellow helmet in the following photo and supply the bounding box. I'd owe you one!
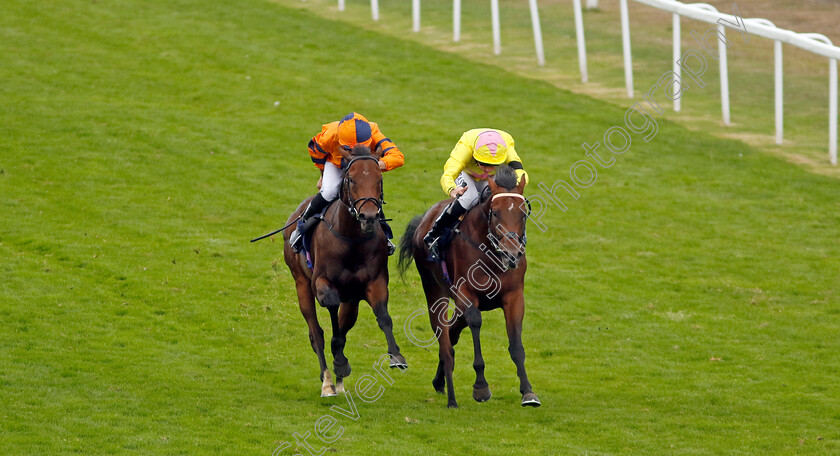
[473,130,508,165]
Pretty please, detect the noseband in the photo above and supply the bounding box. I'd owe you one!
[339,155,384,220]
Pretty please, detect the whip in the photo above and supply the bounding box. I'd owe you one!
[250,216,301,243]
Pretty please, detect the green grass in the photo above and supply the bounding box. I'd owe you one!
[293,0,840,174]
[1,0,839,455]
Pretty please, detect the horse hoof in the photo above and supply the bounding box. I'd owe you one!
[333,361,351,378]
[473,385,492,403]
[521,392,541,407]
[432,378,445,394]
[321,370,336,397]
[447,400,459,409]
[389,355,408,370]
[321,386,337,397]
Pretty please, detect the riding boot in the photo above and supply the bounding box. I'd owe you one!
[379,213,396,256]
[423,201,468,261]
[290,193,330,253]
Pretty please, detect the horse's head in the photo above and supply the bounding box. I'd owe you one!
[340,144,383,234]
[485,165,529,269]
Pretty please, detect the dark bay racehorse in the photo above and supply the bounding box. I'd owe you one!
[399,165,539,408]
[284,145,406,397]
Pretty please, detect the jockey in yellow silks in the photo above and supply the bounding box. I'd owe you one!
[289,112,404,255]
[424,128,528,261]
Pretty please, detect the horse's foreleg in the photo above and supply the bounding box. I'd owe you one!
[295,281,333,397]
[330,302,358,383]
[465,305,491,403]
[367,279,406,369]
[503,293,540,407]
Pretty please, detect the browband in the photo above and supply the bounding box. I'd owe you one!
[491,192,526,202]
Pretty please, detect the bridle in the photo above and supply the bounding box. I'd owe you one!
[486,192,530,269]
[339,155,384,220]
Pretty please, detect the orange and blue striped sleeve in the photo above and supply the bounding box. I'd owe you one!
[307,123,335,171]
[370,123,403,171]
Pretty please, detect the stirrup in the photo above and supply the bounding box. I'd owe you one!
[290,228,303,253]
[425,237,442,262]
[387,239,396,256]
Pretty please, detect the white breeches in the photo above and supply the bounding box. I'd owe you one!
[454,171,489,211]
[319,161,342,201]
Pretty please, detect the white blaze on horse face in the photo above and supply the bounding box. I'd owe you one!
[508,202,514,211]
[363,169,369,176]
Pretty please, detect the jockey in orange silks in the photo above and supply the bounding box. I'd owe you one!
[424,128,528,261]
[290,112,404,255]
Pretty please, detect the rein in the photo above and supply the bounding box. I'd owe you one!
[339,155,384,220]
[250,156,384,245]
[459,192,530,271]
[320,154,384,244]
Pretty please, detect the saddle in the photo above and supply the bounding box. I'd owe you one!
[296,203,333,270]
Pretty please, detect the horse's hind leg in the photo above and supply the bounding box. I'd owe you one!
[436,322,457,408]
[503,294,540,407]
[428,294,459,408]
[367,278,407,369]
[465,305,491,403]
[416,266,458,408]
[295,280,334,397]
[312,277,344,396]
[329,301,359,392]
[433,315,466,394]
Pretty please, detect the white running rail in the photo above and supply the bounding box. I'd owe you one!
[344,0,838,164]
[587,0,839,164]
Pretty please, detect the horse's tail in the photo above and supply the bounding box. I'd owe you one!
[398,215,424,277]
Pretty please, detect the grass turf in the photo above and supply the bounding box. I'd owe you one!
[1,0,839,454]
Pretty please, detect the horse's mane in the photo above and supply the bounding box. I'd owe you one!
[494,164,518,190]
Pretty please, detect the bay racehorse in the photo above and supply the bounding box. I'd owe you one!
[283,144,406,397]
[398,165,539,408]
